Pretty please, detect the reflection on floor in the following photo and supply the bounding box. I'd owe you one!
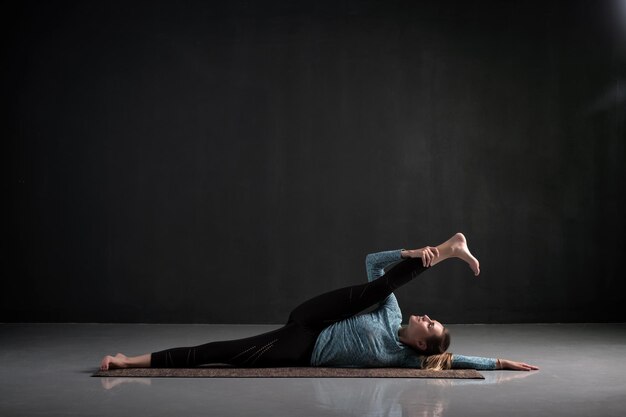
[0,323,624,417]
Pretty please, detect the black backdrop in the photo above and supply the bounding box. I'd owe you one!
[4,0,625,324]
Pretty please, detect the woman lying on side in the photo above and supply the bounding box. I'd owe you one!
[101,233,539,372]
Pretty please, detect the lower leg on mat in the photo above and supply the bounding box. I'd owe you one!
[99,324,317,370]
[148,323,317,368]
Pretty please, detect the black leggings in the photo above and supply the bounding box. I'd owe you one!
[150,257,427,367]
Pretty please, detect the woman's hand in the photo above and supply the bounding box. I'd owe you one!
[402,247,439,267]
[497,359,539,371]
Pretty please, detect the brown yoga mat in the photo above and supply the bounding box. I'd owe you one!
[92,367,484,379]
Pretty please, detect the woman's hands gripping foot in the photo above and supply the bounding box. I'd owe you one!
[407,232,480,276]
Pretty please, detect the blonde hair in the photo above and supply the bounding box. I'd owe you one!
[421,352,453,370]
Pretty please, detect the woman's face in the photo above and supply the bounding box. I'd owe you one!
[407,314,445,349]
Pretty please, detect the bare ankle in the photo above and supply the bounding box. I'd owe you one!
[449,233,466,254]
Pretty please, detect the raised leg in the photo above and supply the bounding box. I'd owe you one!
[287,256,428,331]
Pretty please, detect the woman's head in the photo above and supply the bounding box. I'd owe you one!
[401,314,451,355]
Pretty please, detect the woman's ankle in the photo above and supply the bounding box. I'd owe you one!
[126,353,151,368]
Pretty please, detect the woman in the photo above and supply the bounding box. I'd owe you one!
[100,233,539,371]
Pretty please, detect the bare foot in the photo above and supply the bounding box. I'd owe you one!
[100,353,129,371]
[449,233,480,276]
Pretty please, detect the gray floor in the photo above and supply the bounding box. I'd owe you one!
[0,323,625,417]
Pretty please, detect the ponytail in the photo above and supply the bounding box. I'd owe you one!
[421,352,453,370]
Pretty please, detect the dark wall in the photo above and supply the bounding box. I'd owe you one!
[4,0,625,324]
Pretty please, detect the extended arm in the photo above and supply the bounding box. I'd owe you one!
[451,354,497,370]
[452,354,539,371]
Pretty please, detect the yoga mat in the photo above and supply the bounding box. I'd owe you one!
[92,367,484,379]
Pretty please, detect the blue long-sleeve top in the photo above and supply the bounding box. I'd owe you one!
[309,249,497,370]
